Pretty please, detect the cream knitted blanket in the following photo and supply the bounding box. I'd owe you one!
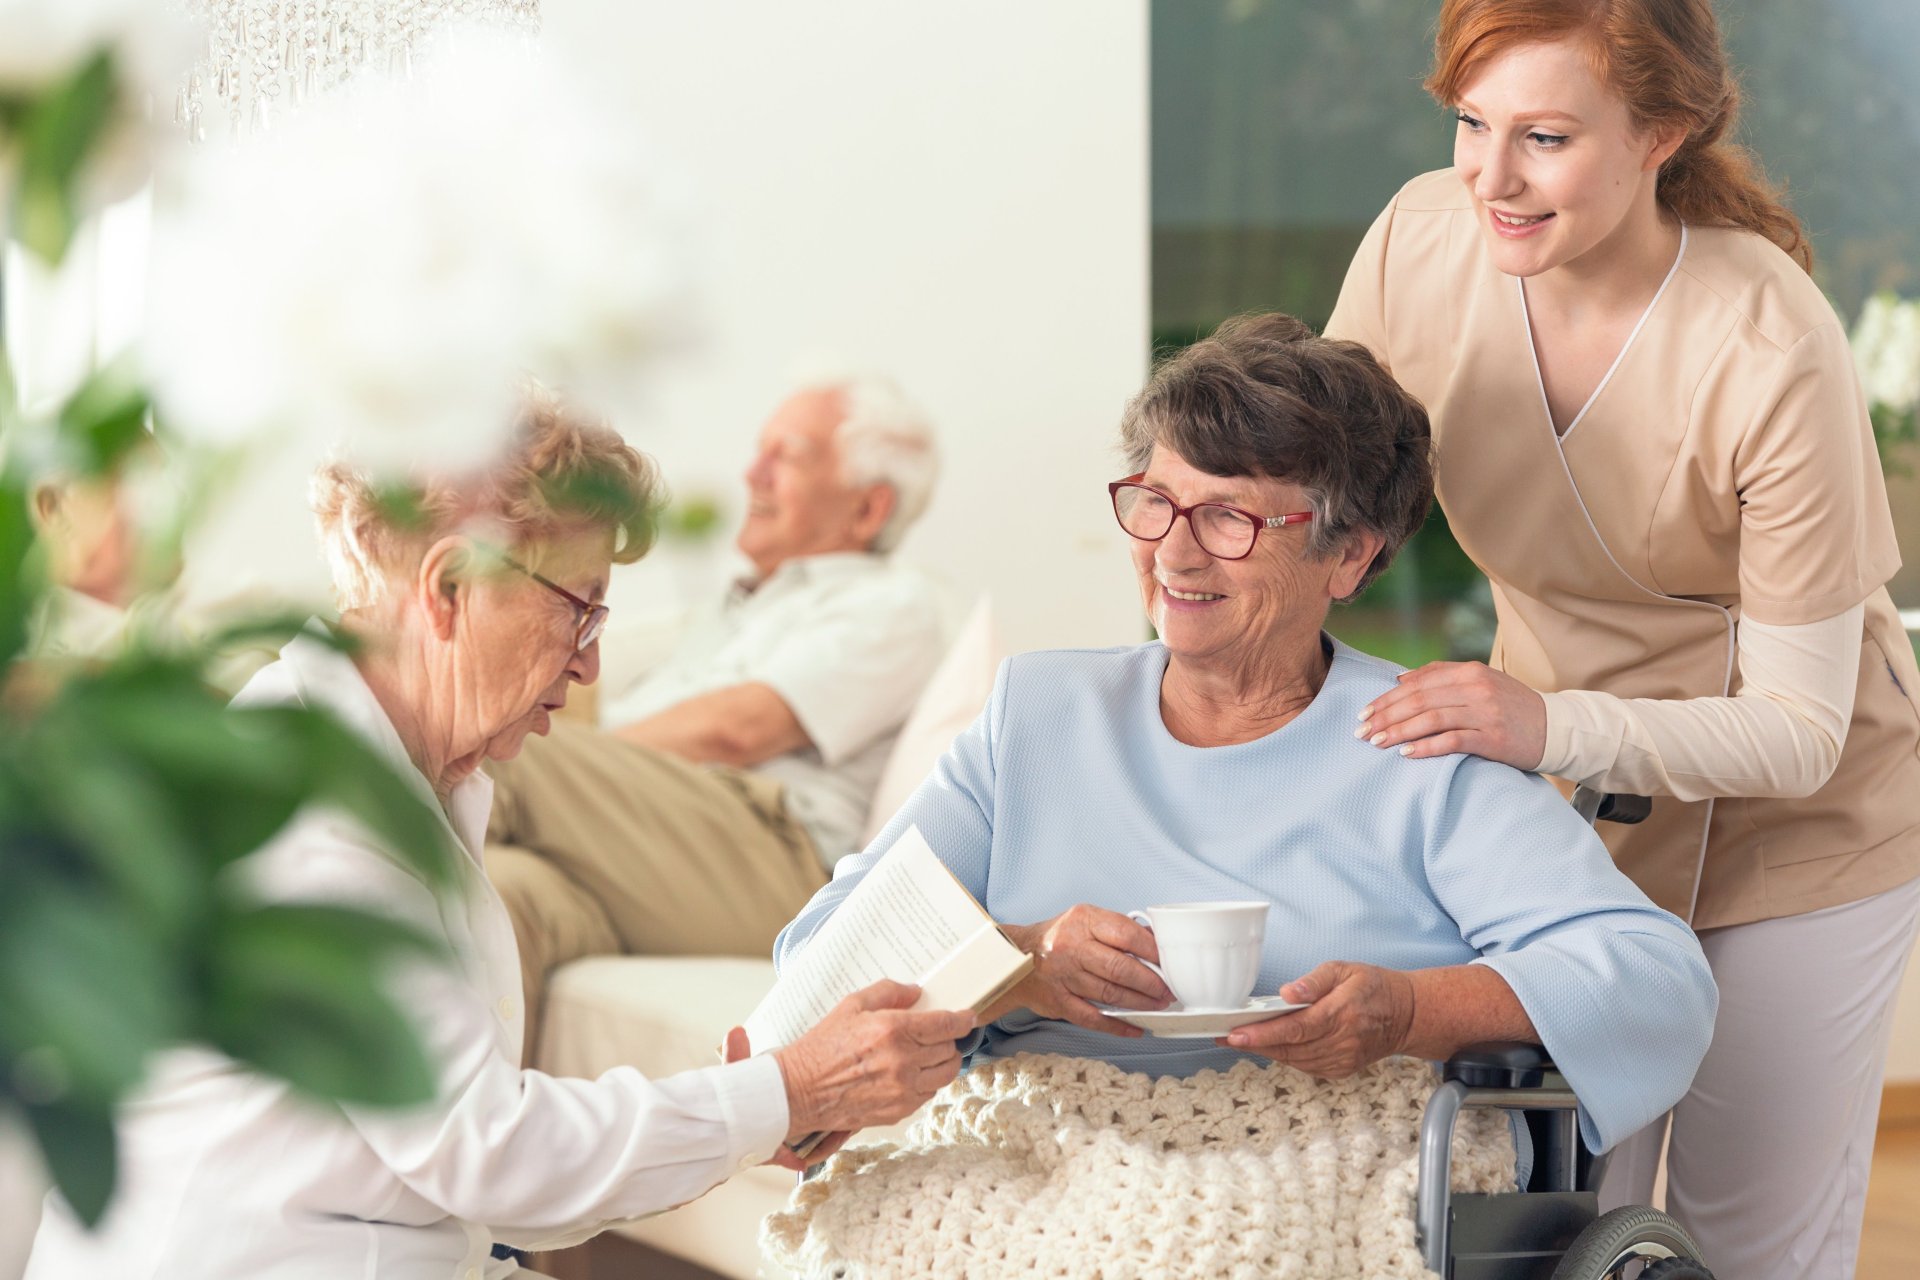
[761,1053,1516,1280]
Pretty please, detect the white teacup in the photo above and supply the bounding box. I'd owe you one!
[1126,900,1270,1010]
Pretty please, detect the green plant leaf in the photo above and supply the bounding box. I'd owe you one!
[26,731,205,932]
[57,359,151,476]
[203,904,444,1108]
[75,665,306,792]
[11,50,119,267]
[0,479,32,666]
[19,1096,117,1227]
[0,880,181,1105]
[292,710,460,889]
[21,665,238,917]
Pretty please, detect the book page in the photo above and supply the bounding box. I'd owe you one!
[744,827,1006,1053]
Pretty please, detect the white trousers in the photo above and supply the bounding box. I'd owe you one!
[1598,874,1920,1280]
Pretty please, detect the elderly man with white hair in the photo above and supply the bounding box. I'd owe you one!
[485,378,946,1050]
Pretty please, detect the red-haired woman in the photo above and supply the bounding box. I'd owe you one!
[1325,1,1920,1275]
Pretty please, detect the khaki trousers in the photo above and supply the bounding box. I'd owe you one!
[1598,873,1920,1280]
[485,722,828,1061]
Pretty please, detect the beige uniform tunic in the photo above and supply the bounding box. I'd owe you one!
[1327,168,1920,929]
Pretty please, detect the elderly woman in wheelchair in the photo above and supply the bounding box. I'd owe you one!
[763,314,1718,1279]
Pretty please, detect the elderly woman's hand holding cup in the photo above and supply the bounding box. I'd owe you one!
[985,906,1175,1037]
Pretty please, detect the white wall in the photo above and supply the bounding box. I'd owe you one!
[542,0,1150,654]
[156,0,1149,655]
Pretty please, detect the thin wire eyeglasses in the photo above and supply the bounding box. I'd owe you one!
[1107,473,1314,561]
[501,554,609,653]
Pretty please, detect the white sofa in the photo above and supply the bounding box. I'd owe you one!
[532,599,1000,1279]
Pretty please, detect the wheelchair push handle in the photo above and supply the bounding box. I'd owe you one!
[1571,786,1651,826]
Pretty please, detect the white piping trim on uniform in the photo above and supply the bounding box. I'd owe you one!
[1523,225,1689,444]
[1516,225,1733,924]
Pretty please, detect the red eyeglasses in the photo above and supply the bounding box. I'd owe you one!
[1108,474,1314,560]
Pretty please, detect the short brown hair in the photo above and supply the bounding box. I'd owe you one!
[1119,313,1433,599]
[312,385,662,611]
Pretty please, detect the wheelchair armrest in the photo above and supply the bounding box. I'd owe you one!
[1444,1042,1552,1089]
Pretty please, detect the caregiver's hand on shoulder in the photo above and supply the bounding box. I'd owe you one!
[1218,961,1415,1079]
[1355,661,1547,770]
[987,906,1173,1037]
[771,980,974,1141]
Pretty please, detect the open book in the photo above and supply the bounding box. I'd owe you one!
[743,826,1033,1057]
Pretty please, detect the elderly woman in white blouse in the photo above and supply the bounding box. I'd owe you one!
[24,392,972,1280]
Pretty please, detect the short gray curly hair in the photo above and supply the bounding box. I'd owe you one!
[311,387,662,611]
[1119,312,1433,600]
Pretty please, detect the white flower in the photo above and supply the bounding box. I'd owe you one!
[1853,294,1920,416]
[145,28,694,478]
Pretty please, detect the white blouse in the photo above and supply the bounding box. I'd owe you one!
[26,631,789,1280]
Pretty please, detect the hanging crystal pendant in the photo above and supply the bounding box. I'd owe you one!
[175,1,543,141]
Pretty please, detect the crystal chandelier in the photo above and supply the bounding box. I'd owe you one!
[175,0,541,141]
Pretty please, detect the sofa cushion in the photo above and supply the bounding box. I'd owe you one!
[859,596,999,845]
[538,955,776,1081]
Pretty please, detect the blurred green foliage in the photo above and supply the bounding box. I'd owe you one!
[3,51,119,265]
[1,50,458,1227]
[659,492,726,544]
[1871,404,1919,476]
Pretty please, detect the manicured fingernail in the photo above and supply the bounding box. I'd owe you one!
[1399,744,1414,756]
[1227,1034,1247,1047]
[1358,705,1373,719]
[1369,733,1387,747]
[1354,723,1369,738]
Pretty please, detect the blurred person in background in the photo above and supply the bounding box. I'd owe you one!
[23,388,970,1280]
[486,377,947,1054]
[23,450,177,664]
[1326,2,1920,1275]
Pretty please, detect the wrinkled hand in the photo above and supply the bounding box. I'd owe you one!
[1217,961,1415,1079]
[722,1027,851,1171]
[772,980,973,1143]
[1355,661,1547,769]
[989,905,1173,1037]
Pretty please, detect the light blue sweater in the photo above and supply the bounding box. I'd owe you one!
[776,638,1716,1152]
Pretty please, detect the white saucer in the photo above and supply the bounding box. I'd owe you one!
[1093,994,1310,1039]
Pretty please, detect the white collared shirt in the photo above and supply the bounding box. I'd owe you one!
[26,631,789,1280]
[25,586,130,661]
[602,552,946,867]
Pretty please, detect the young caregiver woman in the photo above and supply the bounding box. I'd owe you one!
[1324,1,1920,1276]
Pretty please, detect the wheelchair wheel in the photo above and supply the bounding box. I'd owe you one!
[1549,1206,1714,1280]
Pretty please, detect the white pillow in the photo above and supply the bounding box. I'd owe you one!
[860,597,1000,845]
